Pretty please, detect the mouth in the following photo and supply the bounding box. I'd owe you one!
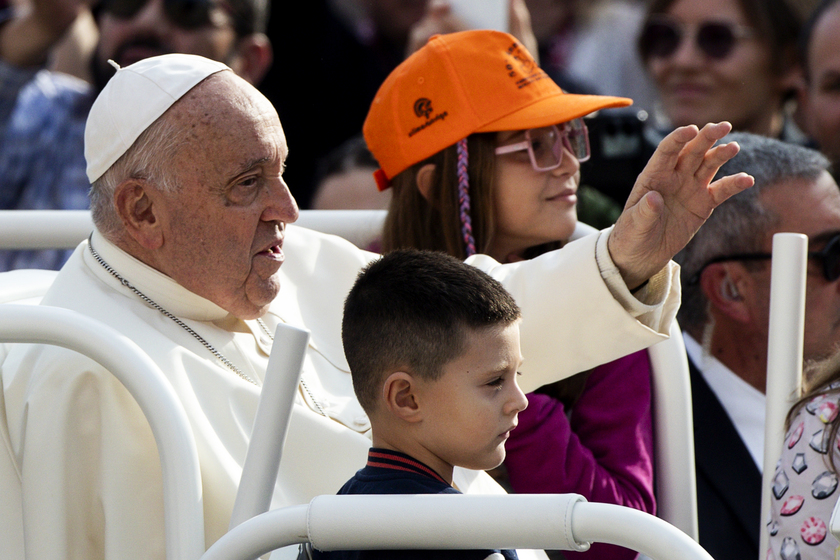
[546,189,577,203]
[113,39,170,68]
[500,423,518,439]
[667,82,711,99]
[255,237,285,263]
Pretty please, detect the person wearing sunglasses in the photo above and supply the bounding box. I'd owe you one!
[638,0,804,141]
[0,0,272,272]
[673,132,840,560]
[797,0,840,173]
[362,29,751,560]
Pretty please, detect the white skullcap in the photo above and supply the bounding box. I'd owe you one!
[85,53,230,183]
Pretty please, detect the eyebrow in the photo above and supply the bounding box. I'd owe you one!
[230,156,271,178]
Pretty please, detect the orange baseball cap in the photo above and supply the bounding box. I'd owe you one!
[363,29,632,190]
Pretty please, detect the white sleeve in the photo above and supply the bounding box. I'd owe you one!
[467,229,680,393]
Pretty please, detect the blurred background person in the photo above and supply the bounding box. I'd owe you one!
[0,0,272,271]
[638,0,807,140]
[797,0,840,171]
[310,135,392,212]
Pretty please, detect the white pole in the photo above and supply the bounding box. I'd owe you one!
[228,323,310,530]
[759,233,807,560]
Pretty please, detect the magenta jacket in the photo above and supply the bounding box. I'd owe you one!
[504,350,655,560]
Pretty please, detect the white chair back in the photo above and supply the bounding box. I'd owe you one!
[0,304,205,560]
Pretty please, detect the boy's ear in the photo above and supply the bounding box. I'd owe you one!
[382,371,423,422]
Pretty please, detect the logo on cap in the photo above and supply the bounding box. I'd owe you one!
[505,42,546,89]
[414,98,433,119]
[408,97,448,138]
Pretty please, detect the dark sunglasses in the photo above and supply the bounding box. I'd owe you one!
[100,0,225,29]
[639,16,755,60]
[687,233,840,286]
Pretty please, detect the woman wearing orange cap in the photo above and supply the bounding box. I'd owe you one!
[363,29,653,560]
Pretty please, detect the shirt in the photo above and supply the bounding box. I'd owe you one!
[0,60,93,271]
[312,448,517,560]
[684,332,766,472]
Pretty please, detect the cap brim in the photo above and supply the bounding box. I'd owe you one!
[475,92,632,133]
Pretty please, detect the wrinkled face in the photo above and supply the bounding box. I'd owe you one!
[489,128,580,263]
[645,0,783,134]
[416,323,528,477]
[153,73,299,319]
[95,0,238,89]
[803,4,840,168]
[750,173,840,362]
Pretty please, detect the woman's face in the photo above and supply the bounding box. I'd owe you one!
[645,0,784,135]
[488,126,580,263]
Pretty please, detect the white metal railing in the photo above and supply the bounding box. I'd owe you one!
[201,494,714,560]
[0,210,387,250]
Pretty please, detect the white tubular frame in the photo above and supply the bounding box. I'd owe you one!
[0,210,93,249]
[0,210,387,251]
[759,233,808,559]
[229,323,311,530]
[201,495,714,560]
[0,304,205,560]
[647,320,698,540]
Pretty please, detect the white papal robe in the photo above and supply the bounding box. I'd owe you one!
[1,224,679,559]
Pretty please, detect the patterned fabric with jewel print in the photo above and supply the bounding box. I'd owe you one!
[768,382,840,560]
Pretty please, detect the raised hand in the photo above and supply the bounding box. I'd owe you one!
[608,122,754,290]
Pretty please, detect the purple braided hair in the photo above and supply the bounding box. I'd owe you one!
[456,138,477,257]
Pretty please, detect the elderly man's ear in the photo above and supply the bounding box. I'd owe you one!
[699,263,753,324]
[114,180,165,250]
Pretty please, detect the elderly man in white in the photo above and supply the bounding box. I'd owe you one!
[1,53,752,559]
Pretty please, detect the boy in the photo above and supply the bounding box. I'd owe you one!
[313,248,527,560]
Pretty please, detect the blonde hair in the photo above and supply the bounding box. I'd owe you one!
[785,350,840,472]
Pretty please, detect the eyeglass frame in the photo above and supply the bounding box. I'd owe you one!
[98,0,249,35]
[686,233,840,286]
[493,120,591,173]
[639,15,756,61]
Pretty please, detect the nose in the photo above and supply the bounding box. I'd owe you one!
[261,177,299,224]
[505,377,529,416]
[551,145,581,177]
[668,27,704,66]
[128,0,170,29]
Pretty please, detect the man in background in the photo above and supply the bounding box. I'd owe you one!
[675,132,840,560]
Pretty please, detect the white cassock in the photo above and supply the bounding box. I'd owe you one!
[2,224,678,559]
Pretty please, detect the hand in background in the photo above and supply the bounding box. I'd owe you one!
[406,0,538,62]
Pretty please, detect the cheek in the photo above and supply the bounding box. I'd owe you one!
[813,95,840,132]
[729,52,777,94]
